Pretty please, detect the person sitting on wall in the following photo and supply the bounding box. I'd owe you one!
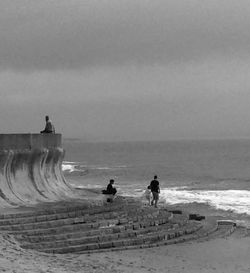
[40,115,55,134]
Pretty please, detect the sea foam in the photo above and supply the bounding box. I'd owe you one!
[62,162,127,173]
[61,164,78,173]
[161,188,250,215]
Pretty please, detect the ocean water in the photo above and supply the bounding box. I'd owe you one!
[62,139,250,217]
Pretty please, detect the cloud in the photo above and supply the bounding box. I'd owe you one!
[1,1,250,140]
[1,0,250,71]
[1,58,250,140]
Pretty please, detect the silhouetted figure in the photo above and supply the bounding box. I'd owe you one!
[150,175,160,208]
[40,115,55,134]
[105,179,117,195]
[102,179,117,202]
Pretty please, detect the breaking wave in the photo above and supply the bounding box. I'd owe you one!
[160,188,250,215]
[62,161,127,173]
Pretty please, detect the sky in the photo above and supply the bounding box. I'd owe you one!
[1,0,250,141]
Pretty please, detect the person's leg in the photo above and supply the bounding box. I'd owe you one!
[154,193,159,208]
[151,192,156,206]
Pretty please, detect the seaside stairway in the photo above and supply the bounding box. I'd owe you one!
[0,197,237,254]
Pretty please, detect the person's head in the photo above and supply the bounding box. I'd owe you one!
[147,185,151,189]
[109,179,114,184]
[154,175,157,180]
[45,115,49,122]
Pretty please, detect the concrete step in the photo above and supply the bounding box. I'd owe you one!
[73,220,219,254]
[0,207,130,228]
[7,210,171,237]
[0,196,138,220]
[16,212,173,244]
[199,223,236,239]
[40,222,202,254]
[4,210,160,233]
[1,197,208,255]
[19,213,174,249]
[20,222,170,250]
[0,201,140,225]
[21,216,188,252]
[0,206,159,232]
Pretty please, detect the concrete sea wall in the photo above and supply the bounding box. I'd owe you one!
[0,134,75,207]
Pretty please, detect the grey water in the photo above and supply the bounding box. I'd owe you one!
[62,139,250,216]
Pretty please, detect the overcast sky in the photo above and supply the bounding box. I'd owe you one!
[1,0,250,141]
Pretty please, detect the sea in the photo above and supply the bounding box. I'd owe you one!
[62,139,250,223]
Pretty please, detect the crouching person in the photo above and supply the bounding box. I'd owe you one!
[102,179,117,202]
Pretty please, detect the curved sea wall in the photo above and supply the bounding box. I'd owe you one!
[0,134,75,207]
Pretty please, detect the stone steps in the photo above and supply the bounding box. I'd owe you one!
[204,222,236,239]
[20,219,174,250]
[0,204,157,231]
[16,211,173,245]
[187,219,237,242]
[16,211,176,247]
[41,222,202,254]
[0,200,137,225]
[0,203,90,220]
[0,209,121,226]
[2,208,165,235]
[1,198,235,254]
[75,218,237,254]
[16,215,172,243]
[12,207,180,253]
[0,196,138,220]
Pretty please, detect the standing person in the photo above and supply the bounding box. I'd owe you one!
[150,175,160,208]
[40,115,55,134]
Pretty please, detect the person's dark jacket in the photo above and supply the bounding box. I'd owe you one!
[150,179,159,193]
[102,183,117,195]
